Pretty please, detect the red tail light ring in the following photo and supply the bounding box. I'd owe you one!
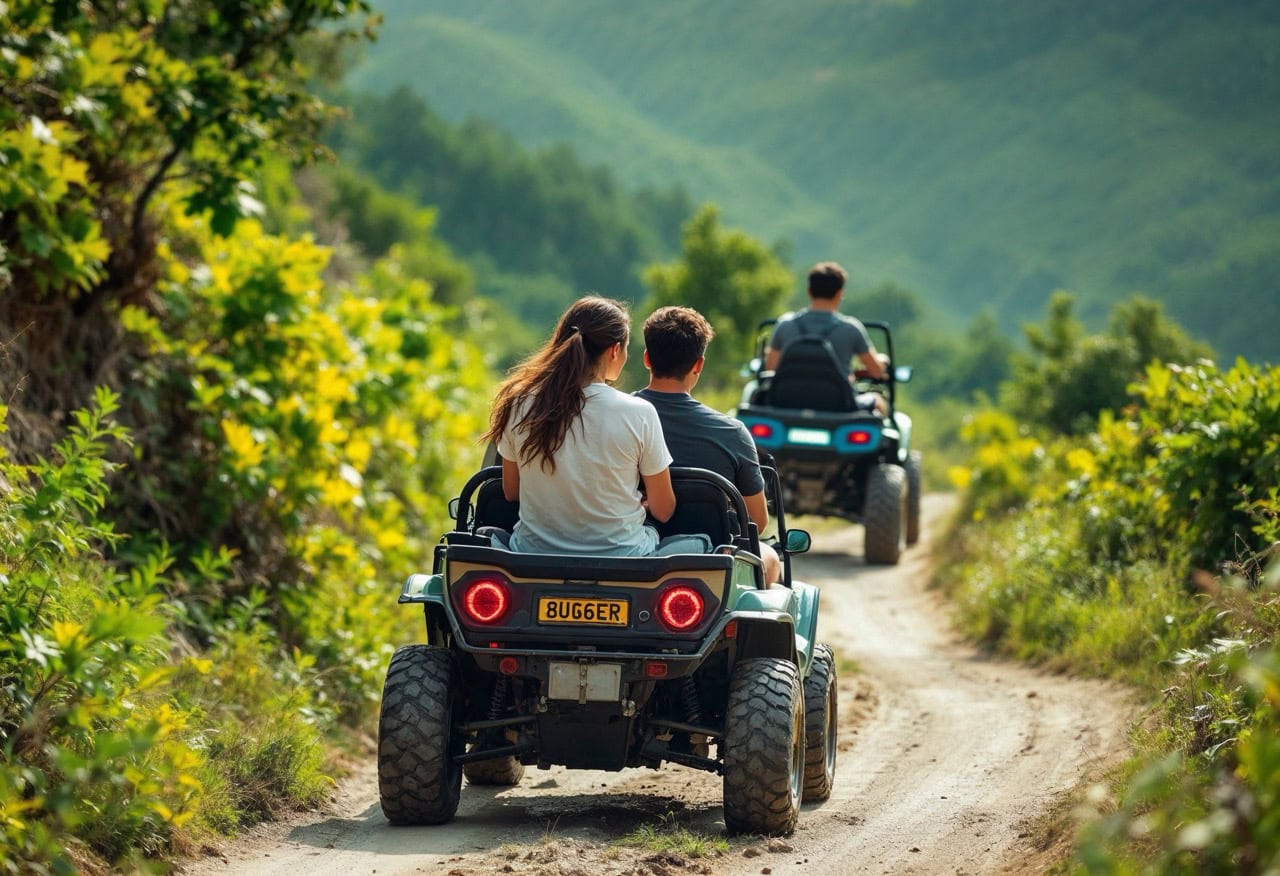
[656,585,704,632]
[461,578,510,625]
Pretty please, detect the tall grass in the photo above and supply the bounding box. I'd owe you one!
[939,359,1280,872]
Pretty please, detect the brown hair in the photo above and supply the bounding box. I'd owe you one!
[807,261,847,300]
[482,296,630,473]
[642,306,715,379]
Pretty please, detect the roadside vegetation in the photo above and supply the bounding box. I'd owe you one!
[940,300,1278,872]
[0,2,488,871]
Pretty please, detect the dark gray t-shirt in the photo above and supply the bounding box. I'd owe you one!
[768,309,872,376]
[633,389,765,498]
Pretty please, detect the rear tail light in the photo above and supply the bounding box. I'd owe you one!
[656,585,704,632]
[749,422,774,439]
[845,430,872,445]
[461,578,510,625]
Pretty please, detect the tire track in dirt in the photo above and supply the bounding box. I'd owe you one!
[765,495,1132,875]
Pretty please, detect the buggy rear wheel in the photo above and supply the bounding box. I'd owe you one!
[905,450,923,546]
[722,658,804,836]
[378,645,462,825]
[863,463,906,565]
[463,754,524,786]
[802,644,837,802]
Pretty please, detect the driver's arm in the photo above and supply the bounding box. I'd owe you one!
[858,349,888,380]
[743,490,770,535]
[642,468,676,523]
[764,347,782,372]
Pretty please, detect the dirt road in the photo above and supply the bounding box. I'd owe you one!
[183,495,1132,876]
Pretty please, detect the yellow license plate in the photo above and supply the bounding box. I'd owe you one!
[537,597,629,626]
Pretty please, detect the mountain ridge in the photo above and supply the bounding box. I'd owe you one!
[349,0,1280,359]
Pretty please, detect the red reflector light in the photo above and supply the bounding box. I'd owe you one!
[724,620,737,639]
[498,656,520,674]
[749,423,774,439]
[846,431,872,445]
[656,585,704,632]
[643,661,668,678]
[462,578,510,625]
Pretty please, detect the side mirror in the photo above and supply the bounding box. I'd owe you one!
[894,365,914,384]
[784,528,812,554]
[740,357,762,377]
[447,497,461,520]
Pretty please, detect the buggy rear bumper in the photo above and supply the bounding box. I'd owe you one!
[400,568,820,677]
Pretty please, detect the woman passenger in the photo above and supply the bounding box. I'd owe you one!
[482,296,708,557]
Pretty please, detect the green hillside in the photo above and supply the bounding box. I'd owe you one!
[348,0,1280,361]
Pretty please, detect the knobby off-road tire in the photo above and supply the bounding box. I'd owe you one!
[463,753,524,786]
[802,644,837,802]
[378,645,463,825]
[862,463,906,566]
[722,658,804,836]
[905,450,923,546]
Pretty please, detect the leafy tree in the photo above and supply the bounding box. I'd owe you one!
[902,312,1016,404]
[843,282,925,332]
[1,0,376,450]
[331,87,692,325]
[1002,291,1213,433]
[642,205,793,388]
[0,5,502,870]
[285,163,476,306]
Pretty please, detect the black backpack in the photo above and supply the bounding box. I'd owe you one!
[760,317,855,411]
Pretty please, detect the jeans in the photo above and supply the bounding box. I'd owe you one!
[483,528,713,557]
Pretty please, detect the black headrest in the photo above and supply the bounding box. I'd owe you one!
[768,337,854,411]
[654,477,737,548]
[473,477,520,531]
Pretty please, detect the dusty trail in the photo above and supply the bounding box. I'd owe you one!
[762,498,1132,875]
[182,495,1132,876]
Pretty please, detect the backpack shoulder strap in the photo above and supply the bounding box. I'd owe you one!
[790,311,842,341]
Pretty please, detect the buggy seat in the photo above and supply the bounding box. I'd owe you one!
[451,465,758,557]
[752,336,854,412]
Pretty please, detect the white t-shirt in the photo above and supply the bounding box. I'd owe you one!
[497,383,673,556]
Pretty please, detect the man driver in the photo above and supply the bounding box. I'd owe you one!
[764,260,889,415]
[636,306,783,586]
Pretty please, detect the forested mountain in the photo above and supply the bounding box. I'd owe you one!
[328,88,693,329]
[347,0,1280,361]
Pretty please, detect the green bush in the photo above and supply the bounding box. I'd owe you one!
[1,3,494,871]
[1077,626,1280,874]
[0,389,200,872]
[942,357,1280,871]
[1001,293,1213,435]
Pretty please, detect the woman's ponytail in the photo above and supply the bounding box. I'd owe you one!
[483,296,630,473]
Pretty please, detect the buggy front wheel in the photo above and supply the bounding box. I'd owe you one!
[722,658,804,836]
[862,463,906,565]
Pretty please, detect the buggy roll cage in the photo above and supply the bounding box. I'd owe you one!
[749,317,900,413]
[449,463,798,588]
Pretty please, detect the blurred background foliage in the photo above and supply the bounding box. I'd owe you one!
[1,0,1276,872]
[347,0,1280,364]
